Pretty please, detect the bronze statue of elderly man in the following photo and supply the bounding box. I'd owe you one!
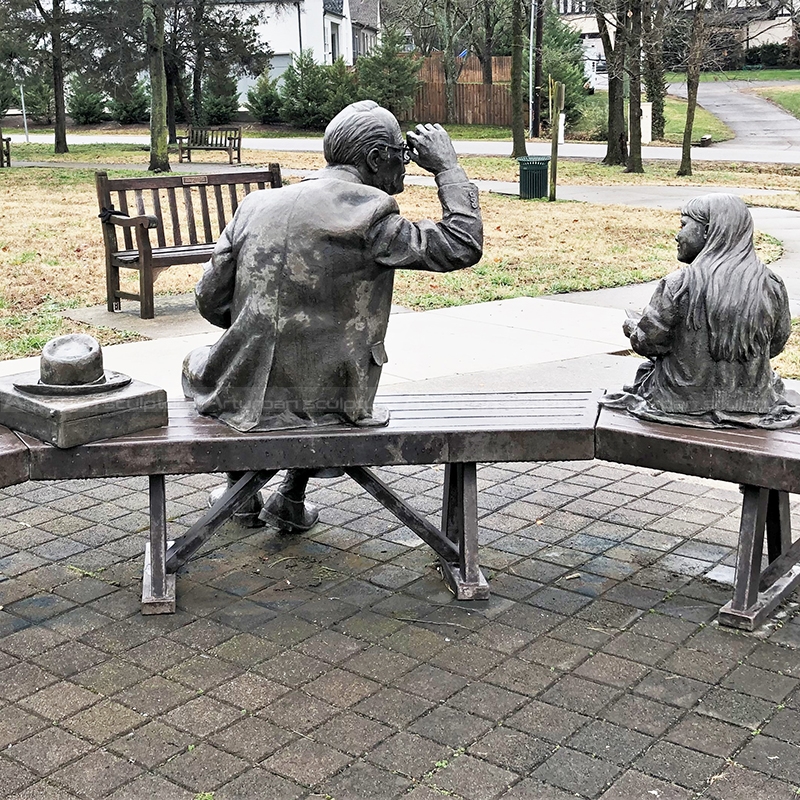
[183,100,483,529]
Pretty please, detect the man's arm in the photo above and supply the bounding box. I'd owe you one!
[195,221,237,329]
[368,124,483,273]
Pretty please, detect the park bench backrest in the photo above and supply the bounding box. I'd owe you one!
[95,167,282,252]
[189,127,240,147]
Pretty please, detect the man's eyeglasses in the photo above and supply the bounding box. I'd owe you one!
[384,144,412,165]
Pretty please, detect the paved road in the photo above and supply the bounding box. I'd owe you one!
[669,80,800,152]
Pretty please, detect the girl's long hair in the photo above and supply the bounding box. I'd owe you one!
[679,194,777,362]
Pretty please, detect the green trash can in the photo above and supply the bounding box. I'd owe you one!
[517,156,550,199]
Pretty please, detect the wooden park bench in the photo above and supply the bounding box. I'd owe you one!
[0,131,10,168]
[95,166,282,319]
[177,126,242,164]
[597,407,800,631]
[2,391,601,614]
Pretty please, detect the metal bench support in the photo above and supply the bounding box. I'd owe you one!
[719,486,800,630]
[142,475,176,614]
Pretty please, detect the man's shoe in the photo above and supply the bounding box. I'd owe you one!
[259,491,320,532]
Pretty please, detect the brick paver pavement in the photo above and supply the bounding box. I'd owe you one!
[0,460,799,799]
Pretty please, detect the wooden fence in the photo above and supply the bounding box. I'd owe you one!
[412,54,514,126]
[414,83,513,126]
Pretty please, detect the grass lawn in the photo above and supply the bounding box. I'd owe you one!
[752,85,800,119]
[571,91,734,144]
[667,69,800,83]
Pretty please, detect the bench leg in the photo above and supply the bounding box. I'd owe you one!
[142,475,176,614]
[719,486,800,630]
[139,259,155,319]
[106,260,121,313]
[439,463,489,600]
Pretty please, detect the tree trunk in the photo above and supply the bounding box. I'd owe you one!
[626,0,644,173]
[481,0,493,85]
[532,0,545,137]
[642,0,667,140]
[51,0,68,154]
[165,63,177,144]
[511,0,527,156]
[191,0,206,125]
[598,4,627,165]
[145,0,170,172]
[678,0,704,176]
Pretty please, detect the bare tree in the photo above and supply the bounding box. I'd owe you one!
[677,0,705,176]
[627,0,644,172]
[596,0,628,165]
[511,0,528,155]
[642,0,668,139]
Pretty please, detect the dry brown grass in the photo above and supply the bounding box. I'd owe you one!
[0,166,786,368]
[742,192,800,212]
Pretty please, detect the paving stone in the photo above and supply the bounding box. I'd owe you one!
[469,728,553,773]
[764,707,800,744]
[105,773,194,800]
[208,715,294,761]
[13,779,84,800]
[697,687,775,729]
[381,624,450,659]
[518,637,591,671]
[661,646,735,684]
[736,734,800,783]
[19,681,99,722]
[31,642,107,679]
[318,760,412,800]
[688,625,757,660]
[448,682,529,722]
[157,742,248,792]
[261,690,339,733]
[0,756,38,799]
[498,778,580,799]
[311,711,393,756]
[109,721,193,768]
[705,764,800,800]
[483,657,556,698]
[296,630,367,664]
[113,675,196,716]
[634,740,727,791]
[568,720,653,766]
[540,675,623,715]
[162,694,242,737]
[603,694,683,737]
[597,769,693,800]
[626,613,699,644]
[634,669,710,709]
[0,704,51,755]
[408,706,493,749]
[263,738,352,786]
[72,658,150,695]
[574,653,650,689]
[207,672,287,712]
[352,687,434,727]
[394,664,468,702]
[722,664,799,702]
[62,699,145,745]
[50,749,141,798]
[256,649,329,688]
[506,700,590,743]
[214,768,305,800]
[345,645,419,682]
[666,712,751,757]
[368,731,452,778]
[601,630,677,666]
[429,754,517,800]
[469,623,538,655]
[6,727,92,776]
[532,747,620,798]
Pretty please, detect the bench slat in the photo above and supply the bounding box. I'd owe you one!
[135,189,146,216]
[229,184,238,214]
[213,185,225,235]
[183,187,197,244]
[199,185,213,243]
[167,187,181,246]
[151,190,166,248]
[117,192,133,250]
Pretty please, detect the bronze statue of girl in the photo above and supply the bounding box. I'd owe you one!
[602,193,800,428]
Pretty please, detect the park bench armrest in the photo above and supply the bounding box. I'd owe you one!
[105,213,159,230]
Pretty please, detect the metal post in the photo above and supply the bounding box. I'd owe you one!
[19,84,29,143]
[528,0,536,137]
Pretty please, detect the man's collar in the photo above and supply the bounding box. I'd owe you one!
[304,164,364,184]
